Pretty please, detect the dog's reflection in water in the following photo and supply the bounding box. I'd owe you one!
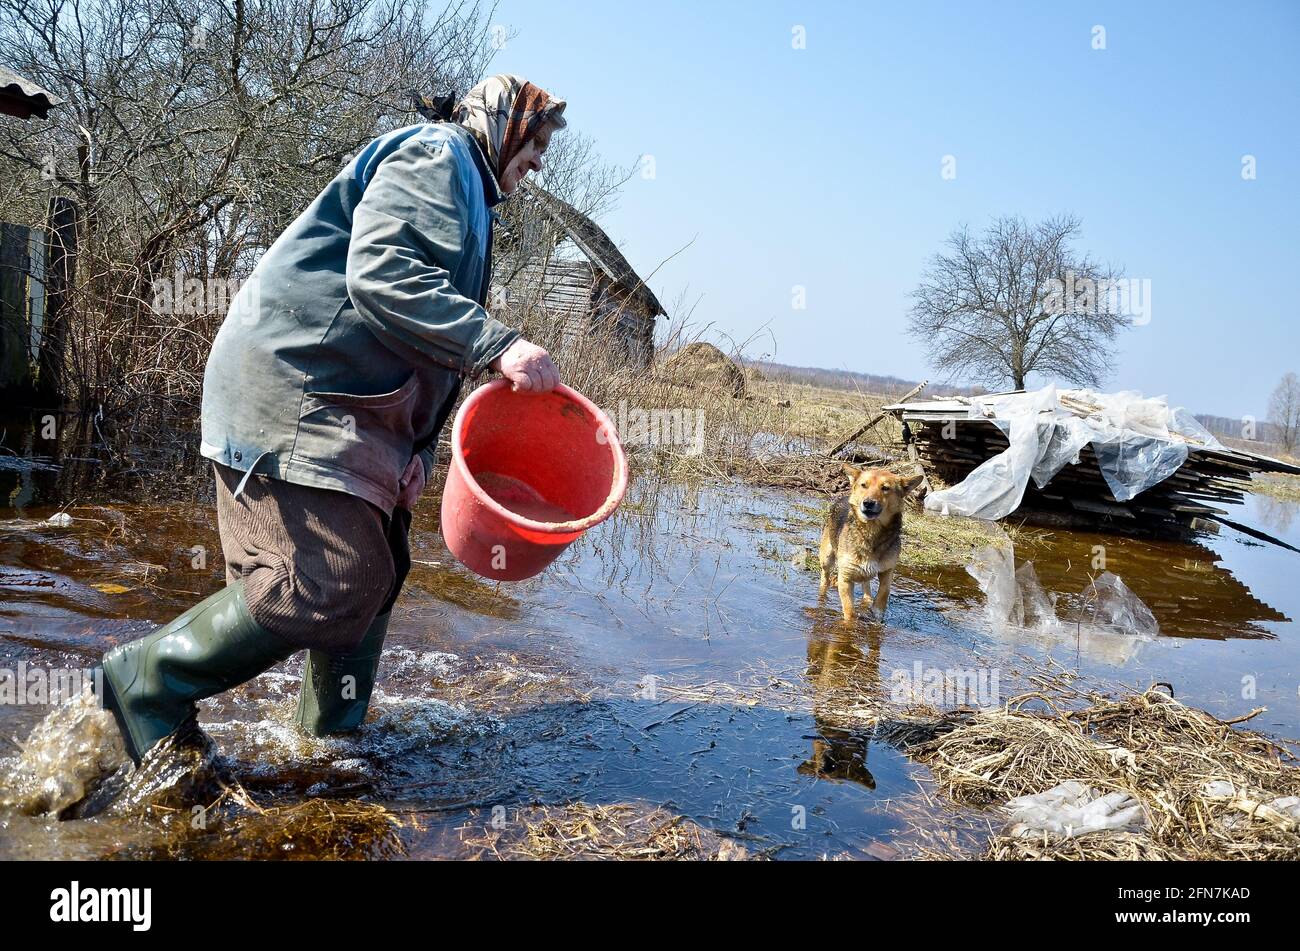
[799,616,884,790]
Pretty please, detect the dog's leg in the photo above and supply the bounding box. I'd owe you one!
[872,569,893,618]
[817,530,834,604]
[837,577,856,624]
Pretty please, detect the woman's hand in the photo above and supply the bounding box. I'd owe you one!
[396,454,426,511]
[490,338,560,392]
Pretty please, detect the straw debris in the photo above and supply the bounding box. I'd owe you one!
[461,802,751,860]
[889,682,1300,860]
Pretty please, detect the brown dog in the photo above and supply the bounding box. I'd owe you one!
[818,465,924,623]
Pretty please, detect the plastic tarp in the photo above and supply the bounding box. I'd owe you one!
[965,546,1157,664]
[925,386,1225,520]
[1003,781,1145,839]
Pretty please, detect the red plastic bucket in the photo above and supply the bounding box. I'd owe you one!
[441,380,628,581]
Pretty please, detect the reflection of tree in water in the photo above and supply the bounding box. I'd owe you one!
[566,477,702,595]
[560,477,794,639]
[0,408,207,508]
[1254,495,1296,536]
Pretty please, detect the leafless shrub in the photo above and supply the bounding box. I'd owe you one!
[2,1,824,490]
[0,0,497,438]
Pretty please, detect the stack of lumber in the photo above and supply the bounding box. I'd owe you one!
[884,394,1300,536]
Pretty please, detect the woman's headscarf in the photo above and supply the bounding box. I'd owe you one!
[453,74,567,183]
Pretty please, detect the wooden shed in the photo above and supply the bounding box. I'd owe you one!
[1,67,64,397]
[505,183,665,365]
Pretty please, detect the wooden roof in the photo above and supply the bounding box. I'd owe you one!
[521,180,666,319]
[0,67,62,120]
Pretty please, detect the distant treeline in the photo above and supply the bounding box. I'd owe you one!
[744,360,986,398]
[1195,413,1286,446]
[746,364,1292,448]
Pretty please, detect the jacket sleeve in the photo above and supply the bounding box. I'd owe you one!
[346,135,520,378]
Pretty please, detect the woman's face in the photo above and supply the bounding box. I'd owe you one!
[500,123,554,194]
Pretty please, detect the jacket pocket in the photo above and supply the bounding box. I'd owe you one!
[295,373,420,492]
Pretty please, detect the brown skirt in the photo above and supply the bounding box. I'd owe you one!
[213,463,411,653]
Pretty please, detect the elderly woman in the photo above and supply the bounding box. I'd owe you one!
[97,75,567,764]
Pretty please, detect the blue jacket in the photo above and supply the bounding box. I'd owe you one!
[200,122,520,513]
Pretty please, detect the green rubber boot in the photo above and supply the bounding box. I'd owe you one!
[295,612,390,736]
[97,581,297,765]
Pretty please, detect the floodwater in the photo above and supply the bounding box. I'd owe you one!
[2,430,1298,859]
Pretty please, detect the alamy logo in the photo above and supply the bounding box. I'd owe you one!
[0,664,101,705]
[890,661,1001,708]
[150,270,259,321]
[49,882,152,931]
[597,400,706,455]
[1040,269,1151,326]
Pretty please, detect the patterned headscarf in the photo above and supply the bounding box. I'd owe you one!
[453,74,567,183]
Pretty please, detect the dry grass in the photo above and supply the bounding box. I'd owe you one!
[1216,434,1298,465]
[781,495,1028,572]
[1252,473,1300,503]
[459,802,752,861]
[185,797,410,860]
[509,305,910,494]
[755,380,904,449]
[901,504,1020,569]
[880,673,1300,860]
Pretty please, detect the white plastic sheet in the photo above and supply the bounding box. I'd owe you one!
[966,546,1157,664]
[1079,572,1159,638]
[925,386,1224,520]
[1202,781,1300,823]
[1003,780,1145,839]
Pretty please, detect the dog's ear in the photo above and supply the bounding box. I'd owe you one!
[901,473,925,496]
[841,463,861,485]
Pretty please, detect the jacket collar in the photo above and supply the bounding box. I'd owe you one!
[446,122,505,208]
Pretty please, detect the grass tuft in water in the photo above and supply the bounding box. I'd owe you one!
[460,801,752,861]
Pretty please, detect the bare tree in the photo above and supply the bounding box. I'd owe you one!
[0,0,497,425]
[0,0,649,484]
[1268,371,1300,453]
[908,214,1129,391]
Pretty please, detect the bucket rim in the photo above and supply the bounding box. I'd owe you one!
[450,379,629,535]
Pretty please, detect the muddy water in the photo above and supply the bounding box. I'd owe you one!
[1,448,1298,858]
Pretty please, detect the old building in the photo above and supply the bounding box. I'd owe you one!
[502,183,665,365]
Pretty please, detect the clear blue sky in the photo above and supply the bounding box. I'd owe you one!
[492,0,1298,421]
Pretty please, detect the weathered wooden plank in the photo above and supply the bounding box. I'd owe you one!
[36,196,77,405]
[0,221,32,393]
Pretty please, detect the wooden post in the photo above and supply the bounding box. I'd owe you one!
[35,196,78,407]
[0,221,33,395]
